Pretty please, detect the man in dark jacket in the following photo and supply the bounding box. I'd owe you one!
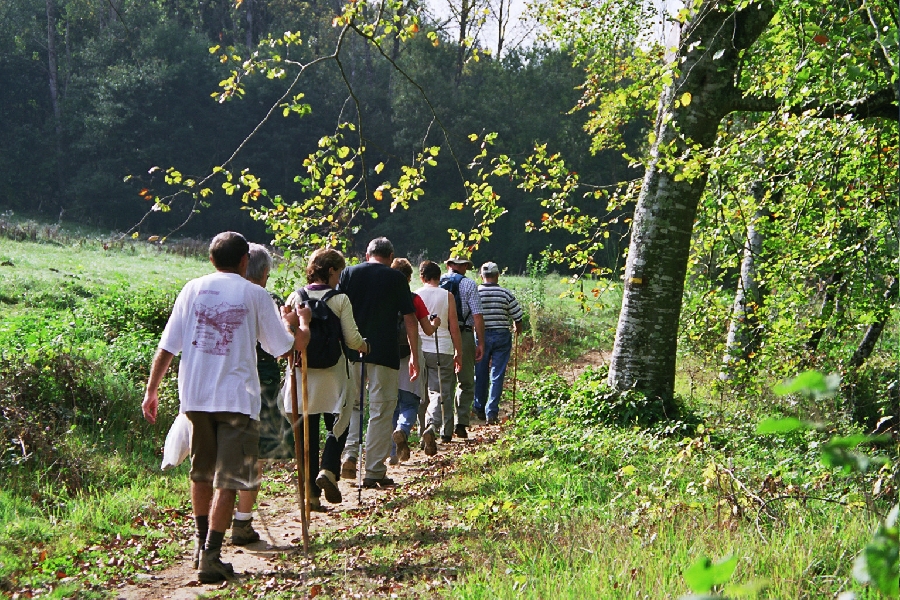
[339,237,419,487]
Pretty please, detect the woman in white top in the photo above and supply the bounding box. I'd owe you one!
[285,248,368,509]
[416,260,462,455]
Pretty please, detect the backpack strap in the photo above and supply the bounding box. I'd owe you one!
[320,288,342,303]
[442,272,471,325]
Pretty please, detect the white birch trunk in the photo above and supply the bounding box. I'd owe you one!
[607,1,778,400]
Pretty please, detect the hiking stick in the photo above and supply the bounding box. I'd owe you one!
[357,353,366,506]
[300,350,311,553]
[512,329,519,420]
[289,352,309,556]
[433,328,443,404]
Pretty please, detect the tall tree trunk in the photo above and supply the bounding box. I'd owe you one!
[494,0,508,58]
[455,0,474,84]
[847,277,898,369]
[46,0,65,196]
[607,1,778,400]
[720,185,771,380]
[245,0,254,50]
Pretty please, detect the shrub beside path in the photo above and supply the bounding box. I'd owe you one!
[116,423,502,599]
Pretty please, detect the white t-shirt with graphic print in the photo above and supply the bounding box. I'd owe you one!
[159,271,294,420]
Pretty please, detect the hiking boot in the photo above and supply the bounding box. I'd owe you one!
[340,457,357,480]
[192,538,202,569]
[440,435,453,443]
[455,425,468,439]
[474,410,486,421]
[315,469,342,504]
[392,429,411,462]
[231,517,260,546]
[309,497,326,512]
[198,547,235,584]
[422,429,437,456]
[362,476,396,489]
[388,453,399,465]
[487,416,499,425]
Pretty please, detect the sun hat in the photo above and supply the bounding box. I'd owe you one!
[445,256,474,268]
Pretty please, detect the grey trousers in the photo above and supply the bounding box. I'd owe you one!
[424,351,457,438]
[342,363,399,480]
[455,329,476,427]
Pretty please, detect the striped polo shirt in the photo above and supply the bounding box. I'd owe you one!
[477,283,524,330]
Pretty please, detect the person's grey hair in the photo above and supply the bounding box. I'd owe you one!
[366,237,394,258]
[246,243,273,283]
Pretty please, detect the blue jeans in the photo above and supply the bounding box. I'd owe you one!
[391,389,420,457]
[392,389,420,436]
[473,329,512,420]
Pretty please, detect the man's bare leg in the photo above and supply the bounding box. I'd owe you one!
[209,488,237,532]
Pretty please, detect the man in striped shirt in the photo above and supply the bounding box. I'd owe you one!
[473,262,524,425]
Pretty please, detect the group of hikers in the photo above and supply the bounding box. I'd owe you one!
[141,231,524,583]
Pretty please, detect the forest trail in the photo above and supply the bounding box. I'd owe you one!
[561,350,611,383]
[115,421,504,599]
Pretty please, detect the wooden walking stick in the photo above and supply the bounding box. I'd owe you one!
[357,352,366,506]
[512,328,519,420]
[300,350,312,533]
[289,351,310,556]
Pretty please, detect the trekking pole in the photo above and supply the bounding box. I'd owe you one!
[432,325,443,404]
[512,328,519,420]
[289,351,310,556]
[300,349,311,549]
[357,352,366,506]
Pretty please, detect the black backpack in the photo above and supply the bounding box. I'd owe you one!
[439,272,471,325]
[296,288,345,369]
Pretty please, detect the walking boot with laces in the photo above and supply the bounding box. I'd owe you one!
[315,469,342,504]
[421,428,437,456]
[192,538,202,569]
[392,429,411,462]
[198,546,235,583]
[340,457,357,480]
[231,517,260,546]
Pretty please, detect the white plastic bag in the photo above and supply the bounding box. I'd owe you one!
[161,413,192,471]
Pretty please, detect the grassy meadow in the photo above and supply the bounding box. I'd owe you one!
[0,220,896,599]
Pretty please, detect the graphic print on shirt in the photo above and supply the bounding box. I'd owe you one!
[191,301,249,355]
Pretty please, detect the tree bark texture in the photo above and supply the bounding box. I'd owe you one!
[607,0,778,399]
[720,194,770,379]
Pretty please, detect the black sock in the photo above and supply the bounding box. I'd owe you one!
[195,515,209,544]
[205,529,226,553]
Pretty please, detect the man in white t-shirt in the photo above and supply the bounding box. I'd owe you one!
[142,231,310,584]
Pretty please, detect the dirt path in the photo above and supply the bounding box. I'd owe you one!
[115,422,501,599]
[561,349,610,383]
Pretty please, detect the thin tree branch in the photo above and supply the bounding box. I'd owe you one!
[121,28,351,240]
[731,88,899,121]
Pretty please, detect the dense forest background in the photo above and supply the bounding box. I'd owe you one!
[0,0,637,270]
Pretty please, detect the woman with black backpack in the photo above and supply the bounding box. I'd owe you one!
[283,248,369,510]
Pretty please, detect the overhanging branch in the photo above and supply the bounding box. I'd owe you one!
[731,87,898,121]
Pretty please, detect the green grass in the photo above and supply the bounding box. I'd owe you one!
[0,229,207,595]
[0,236,207,319]
[0,228,895,598]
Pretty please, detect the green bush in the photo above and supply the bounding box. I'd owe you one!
[842,359,899,431]
[521,366,696,432]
